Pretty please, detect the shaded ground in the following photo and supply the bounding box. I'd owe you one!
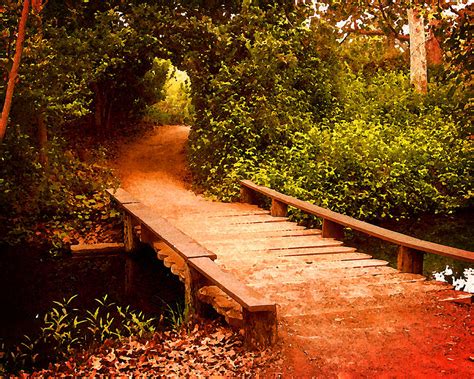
[112,124,474,377]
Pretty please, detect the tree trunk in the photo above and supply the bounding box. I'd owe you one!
[93,83,104,134]
[0,0,30,141]
[426,29,443,66]
[408,8,427,94]
[37,108,48,167]
[384,32,398,59]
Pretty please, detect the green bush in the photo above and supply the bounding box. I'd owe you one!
[250,71,473,221]
[190,61,472,221]
[187,6,340,199]
[0,131,119,250]
[145,62,194,125]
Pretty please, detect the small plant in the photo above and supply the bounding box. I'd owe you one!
[40,295,85,356]
[117,305,156,338]
[1,294,159,374]
[166,301,191,331]
[85,295,116,343]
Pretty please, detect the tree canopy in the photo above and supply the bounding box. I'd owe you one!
[0,0,472,251]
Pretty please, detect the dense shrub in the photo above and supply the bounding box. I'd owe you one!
[187,7,340,198]
[190,60,472,221]
[144,60,194,125]
[250,71,473,221]
[0,131,119,249]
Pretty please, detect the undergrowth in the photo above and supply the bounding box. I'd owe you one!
[0,295,159,374]
[0,131,120,254]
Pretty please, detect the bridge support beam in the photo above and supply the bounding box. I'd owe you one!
[397,246,424,274]
[242,308,277,349]
[124,214,139,253]
[123,214,140,298]
[185,266,212,319]
[271,199,288,217]
[240,186,258,205]
[322,219,345,240]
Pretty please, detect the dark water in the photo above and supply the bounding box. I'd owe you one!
[344,209,474,289]
[0,245,183,346]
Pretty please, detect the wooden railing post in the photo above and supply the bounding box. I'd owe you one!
[243,308,277,349]
[124,214,139,253]
[123,214,140,299]
[240,186,258,205]
[124,253,139,299]
[322,219,344,239]
[185,266,211,319]
[271,199,288,217]
[397,246,424,274]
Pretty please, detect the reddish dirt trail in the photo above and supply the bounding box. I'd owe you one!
[114,125,474,378]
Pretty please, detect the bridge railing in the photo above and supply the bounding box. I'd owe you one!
[107,188,277,348]
[240,180,474,274]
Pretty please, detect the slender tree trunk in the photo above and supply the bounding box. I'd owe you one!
[408,8,427,94]
[34,2,48,168]
[37,108,48,167]
[0,0,30,141]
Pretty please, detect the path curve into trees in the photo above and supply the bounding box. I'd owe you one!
[113,125,474,377]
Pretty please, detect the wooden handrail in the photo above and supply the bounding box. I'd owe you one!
[240,180,474,264]
[107,187,277,345]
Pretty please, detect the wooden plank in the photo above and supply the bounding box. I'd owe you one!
[206,210,270,218]
[248,259,389,271]
[217,252,373,265]
[214,214,288,224]
[185,222,306,233]
[281,246,356,256]
[107,188,140,204]
[71,243,124,257]
[122,202,217,260]
[240,180,474,263]
[197,229,321,242]
[205,234,328,245]
[188,257,276,312]
[244,266,399,287]
[180,214,287,225]
[247,268,414,289]
[207,238,343,253]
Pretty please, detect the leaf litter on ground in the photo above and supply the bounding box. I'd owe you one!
[23,321,280,377]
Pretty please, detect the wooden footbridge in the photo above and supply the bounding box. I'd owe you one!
[107,180,474,348]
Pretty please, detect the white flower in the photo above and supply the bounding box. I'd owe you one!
[452,278,466,291]
[444,266,453,276]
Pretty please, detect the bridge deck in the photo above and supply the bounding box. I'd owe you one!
[108,185,473,350]
[173,204,460,319]
[108,125,474,374]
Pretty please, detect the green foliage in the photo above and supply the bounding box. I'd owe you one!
[251,71,473,221]
[165,301,191,331]
[338,35,409,75]
[144,60,194,125]
[0,131,119,251]
[187,6,340,198]
[1,295,157,373]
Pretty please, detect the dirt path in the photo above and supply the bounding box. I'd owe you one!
[114,125,474,378]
